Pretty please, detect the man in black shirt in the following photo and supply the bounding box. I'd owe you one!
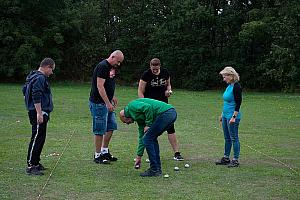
[89,50,124,164]
[136,58,184,168]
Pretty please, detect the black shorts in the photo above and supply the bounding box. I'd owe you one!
[167,124,175,134]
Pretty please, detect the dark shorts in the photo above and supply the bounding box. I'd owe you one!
[166,124,175,134]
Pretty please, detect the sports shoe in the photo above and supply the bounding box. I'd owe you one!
[215,157,230,165]
[173,152,184,161]
[94,154,110,164]
[228,160,239,168]
[140,168,162,177]
[26,166,44,176]
[102,152,118,161]
[37,163,46,171]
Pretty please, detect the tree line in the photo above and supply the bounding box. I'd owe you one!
[1,0,299,91]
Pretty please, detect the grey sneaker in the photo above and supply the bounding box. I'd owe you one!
[26,166,44,176]
[140,168,162,177]
[228,160,239,168]
[215,157,230,165]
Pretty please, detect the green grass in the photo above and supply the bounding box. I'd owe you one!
[0,83,299,200]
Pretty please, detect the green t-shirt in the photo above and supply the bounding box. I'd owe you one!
[124,98,174,156]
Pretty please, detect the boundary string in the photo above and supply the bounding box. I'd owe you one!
[37,129,75,200]
[214,125,299,176]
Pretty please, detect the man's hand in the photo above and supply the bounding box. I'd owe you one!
[106,102,114,112]
[134,156,142,169]
[37,113,43,124]
[112,97,118,109]
[144,126,149,133]
[165,90,173,97]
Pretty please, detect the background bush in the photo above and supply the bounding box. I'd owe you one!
[1,0,299,91]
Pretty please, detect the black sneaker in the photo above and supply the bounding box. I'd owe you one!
[102,152,118,161]
[228,160,239,168]
[215,157,230,165]
[140,168,162,177]
[37,163,46,171]
[26,166,44,176]
[173,152,184,161]
[94,155,110,164]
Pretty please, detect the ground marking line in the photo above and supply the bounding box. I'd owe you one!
[244,144,299,176]
[37,129,75,200]
[214,125,299,176]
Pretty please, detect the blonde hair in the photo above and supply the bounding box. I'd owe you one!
[220,66,240,82]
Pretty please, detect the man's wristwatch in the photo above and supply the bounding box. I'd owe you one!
[232,115,236,118]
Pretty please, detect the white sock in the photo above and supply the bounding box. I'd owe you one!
[101,148,109,154]
[95,152,101,158]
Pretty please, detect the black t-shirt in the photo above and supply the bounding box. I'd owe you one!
[89,60,115,104]
[141,68,170,103]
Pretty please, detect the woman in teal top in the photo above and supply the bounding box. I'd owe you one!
[216,66,242,167]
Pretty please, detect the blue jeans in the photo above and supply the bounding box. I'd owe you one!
[222,117,240,159]
[143,108,177,171]
[89,101,117,135]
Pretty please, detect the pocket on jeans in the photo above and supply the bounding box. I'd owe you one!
[94,105,107,116]
[94,115,107,133]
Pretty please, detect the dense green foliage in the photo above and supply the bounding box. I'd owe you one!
[1,0,299,91]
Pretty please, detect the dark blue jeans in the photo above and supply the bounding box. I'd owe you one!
[222,117,240,159]
[143,108,177,171]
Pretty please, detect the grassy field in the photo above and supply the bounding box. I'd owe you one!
[0,83,299,200]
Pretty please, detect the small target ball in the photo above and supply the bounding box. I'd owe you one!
[164,174,170,178]
[184,164,190,168]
